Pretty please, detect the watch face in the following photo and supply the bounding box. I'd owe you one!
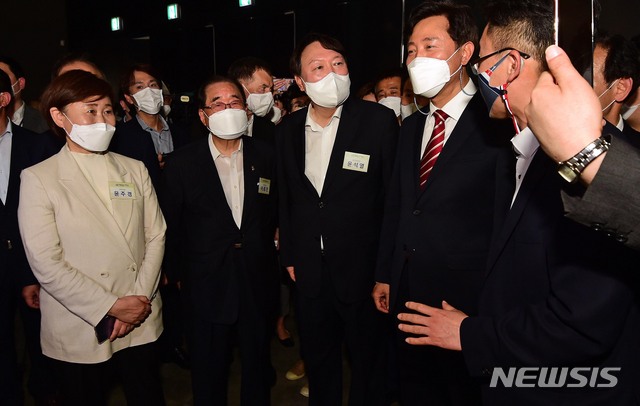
[558,164,578,183]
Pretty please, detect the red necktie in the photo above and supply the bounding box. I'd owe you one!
[419,109,448,189]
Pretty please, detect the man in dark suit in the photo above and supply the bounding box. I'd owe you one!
[0,56,48,134]
[0,70,56,405]
[397,1,640,403]
[110,63,189,189]
[276,33,398,405]
[373,3,511,404]
[161,75,279,405]
[228,57,277,144]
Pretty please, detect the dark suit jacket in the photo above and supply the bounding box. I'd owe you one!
[376,94,512,315]
[460,146,640,405]
[276,98,398,303]
[562,123,640,251]
[20,104,49,134]
[110,116,190,188]
[252,115,276,145]
[1,124,57,289]
[160,136,279,324]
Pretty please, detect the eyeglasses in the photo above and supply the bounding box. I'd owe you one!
[470,47,531,76]
[202,100,245,113]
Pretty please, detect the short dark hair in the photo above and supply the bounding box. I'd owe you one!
[483,0,555,70]
[197,75,246,109]
[227,57,273,83]
[406,1,478,48]
[51,52,103,80]
[0,55,25,80]
[119,63,163,97]
[596,33,640,102]
[40,70,113,139]
[290,33,347,77]
[373,68,403,94]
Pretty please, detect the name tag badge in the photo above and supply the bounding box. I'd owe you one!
[109,182,136,200]
[343,151,370,173]
[258,177,271,195]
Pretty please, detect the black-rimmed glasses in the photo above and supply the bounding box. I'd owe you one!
[470,47,531,75]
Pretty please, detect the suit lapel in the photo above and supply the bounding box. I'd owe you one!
[57,147,136,262]
[241,138,257,229]
[105,153,134,236]
[485,150,550,273]
[292,111,319,197]
[321,100,360,195]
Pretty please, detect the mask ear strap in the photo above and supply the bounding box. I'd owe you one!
[414,96,429,116]
[460,69,474,96]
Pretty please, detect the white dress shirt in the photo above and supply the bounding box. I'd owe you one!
[209,135,244,228]
[304,103,343,196]
[11,101,25,126]
[511,127,540,206]
[246,115,254,137]
[420,80,477,156]
[0,120,13,204]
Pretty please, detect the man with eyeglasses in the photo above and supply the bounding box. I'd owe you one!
[397,1,640,404]
[160,76,279,405]
[372,2,511,404]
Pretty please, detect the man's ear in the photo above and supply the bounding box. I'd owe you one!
[17,77,26,92]
[124,94,136,108]
[614,77,633,102]
[198,109,208,128]
[294,76,305,92]
[0,91,11,108]
[460,41,475,66]
[505,51,524,83]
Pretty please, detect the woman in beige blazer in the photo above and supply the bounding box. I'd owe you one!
[18,70,166,405]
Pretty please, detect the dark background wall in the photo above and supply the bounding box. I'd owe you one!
[4,0,639,104]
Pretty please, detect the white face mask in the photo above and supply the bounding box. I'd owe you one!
[162,104,171,117]
[63,114,115,152]
[400,103,417,120]
[378,96,401,117]
[245,88,274,117]
[598,79,619,113]
[622,104,639,120]
[270,105,283,123]
[11,80,21,97]
[407,47,462,98]
[132,87,163,114]
[206,108,248,140]
[303,72,351,108]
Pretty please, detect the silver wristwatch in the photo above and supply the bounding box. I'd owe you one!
[557,134,611,183]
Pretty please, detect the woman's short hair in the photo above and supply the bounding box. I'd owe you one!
[40,70,113,139]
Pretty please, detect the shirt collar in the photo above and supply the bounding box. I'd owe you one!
[615,115,624,131]
[305,103,343,132]
[511,127,539,159]
[428,79,477,122]
[11,101,25,126]
[208,134,243,160]
[136,114,169,132]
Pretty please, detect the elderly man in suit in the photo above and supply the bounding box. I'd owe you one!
[372,2,512,404]
[161,75,279,405]
[276,33,398,405]
[398,1,640,404]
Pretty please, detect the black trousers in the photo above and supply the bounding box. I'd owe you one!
[296,259,388,406]
[0,270,20,405]
[187,249,272,406]
[51,342,164,406]
[394,265,481,406]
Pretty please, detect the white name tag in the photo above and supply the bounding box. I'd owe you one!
[258,177,271,195]
[109,182,136,200]
[342,151,370,173]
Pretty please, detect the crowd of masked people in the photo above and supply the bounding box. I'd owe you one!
[3,0,640,405]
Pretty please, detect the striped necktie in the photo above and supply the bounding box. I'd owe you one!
[419,109,448,189]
